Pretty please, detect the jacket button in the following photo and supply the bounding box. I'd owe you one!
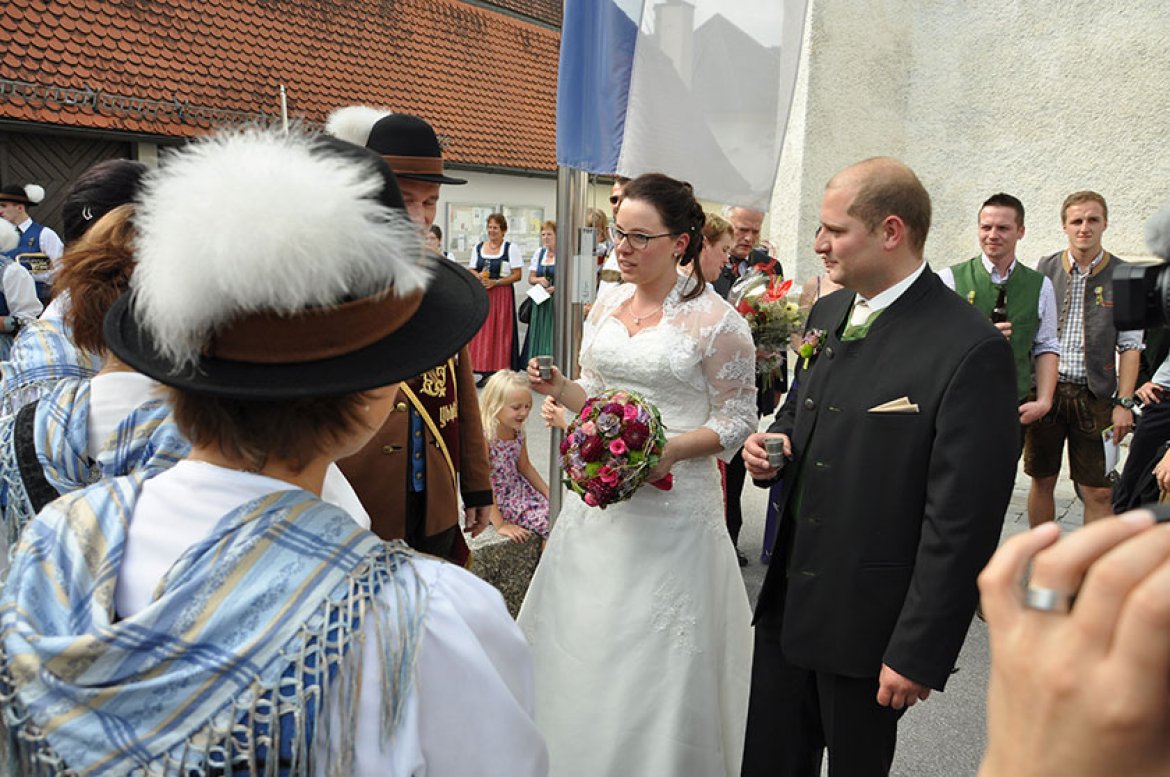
[395,401,408,412]
[804,398,816,410]
[382,445,397,455]
[824,346,834,359]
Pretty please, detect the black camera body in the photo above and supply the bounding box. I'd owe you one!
[1113,262,1170,331]
[1113,205,1170,331]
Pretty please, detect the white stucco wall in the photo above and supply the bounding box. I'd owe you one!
[770,0,1170,283]
[437,170,617,265]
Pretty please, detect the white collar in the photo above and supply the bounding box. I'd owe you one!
[855,261,926,314]
[980,254,1018,283]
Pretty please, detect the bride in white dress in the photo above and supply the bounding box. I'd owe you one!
[519,173,757,776]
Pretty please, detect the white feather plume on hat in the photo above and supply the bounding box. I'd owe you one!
[23,184,45,204]
[325,106,391,148]
[130,127,427,368]
[0,221,18,253]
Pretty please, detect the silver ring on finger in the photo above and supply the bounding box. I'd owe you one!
[1024,585,1076,614]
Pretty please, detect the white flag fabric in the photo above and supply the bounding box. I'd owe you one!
[557,0,808,209]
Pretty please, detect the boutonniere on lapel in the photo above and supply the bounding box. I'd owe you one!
[966,290,976,305]
[798,329,826,370]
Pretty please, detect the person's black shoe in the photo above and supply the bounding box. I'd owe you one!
[736,548,748,567]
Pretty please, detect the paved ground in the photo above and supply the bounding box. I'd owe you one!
[519,406,1098,776]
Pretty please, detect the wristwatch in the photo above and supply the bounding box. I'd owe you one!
[1112,395,1137,409]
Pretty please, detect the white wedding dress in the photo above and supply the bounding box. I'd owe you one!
[517,275,757,777]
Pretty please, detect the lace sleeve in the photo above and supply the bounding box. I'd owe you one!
[576,285,630,398]
[700,307,758,461]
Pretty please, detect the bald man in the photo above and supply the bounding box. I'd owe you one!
[739,158,1018,776]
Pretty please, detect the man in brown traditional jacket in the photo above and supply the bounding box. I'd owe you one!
[329,107,493,557]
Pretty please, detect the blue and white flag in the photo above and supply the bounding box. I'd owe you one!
[557,0,808,210]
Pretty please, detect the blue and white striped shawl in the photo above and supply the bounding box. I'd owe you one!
[0,318,102,416]
[0,475,428,776]
[0,377,189,558]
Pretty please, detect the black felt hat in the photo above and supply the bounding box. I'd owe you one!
[104,129,486,398]
[325,107,467,185]
[0,183,45,206]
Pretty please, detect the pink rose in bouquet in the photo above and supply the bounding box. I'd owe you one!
[561,389,672,509]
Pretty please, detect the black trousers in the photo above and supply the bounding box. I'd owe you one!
[403,488,457,558]
[724,447,748,545]
[742,617,904,777]
[1114,399,1170,511]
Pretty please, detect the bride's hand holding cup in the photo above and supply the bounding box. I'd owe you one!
[527,356,560,395]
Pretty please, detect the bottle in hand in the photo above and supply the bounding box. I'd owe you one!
[991,285,1008,324]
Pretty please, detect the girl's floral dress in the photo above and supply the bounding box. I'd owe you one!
[489,432,549,537]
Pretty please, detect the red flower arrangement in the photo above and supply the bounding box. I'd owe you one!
[559,389,672,509]
[728,271,804,384]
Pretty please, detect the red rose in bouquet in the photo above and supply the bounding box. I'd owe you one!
[560,389,671,509]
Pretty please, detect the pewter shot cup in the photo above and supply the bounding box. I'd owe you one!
[536,355,553,380]
[764,437,786,469]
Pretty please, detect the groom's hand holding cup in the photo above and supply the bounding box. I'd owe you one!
[743,432,791,481]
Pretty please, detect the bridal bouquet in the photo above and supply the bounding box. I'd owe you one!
[727,270,804,383]
[559,389,672,509]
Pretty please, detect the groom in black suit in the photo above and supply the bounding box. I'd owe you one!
[739,158,1018,776]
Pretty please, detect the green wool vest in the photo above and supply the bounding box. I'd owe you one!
[951,257,1042,400]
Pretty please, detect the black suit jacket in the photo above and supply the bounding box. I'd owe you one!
[756,268,1018,691]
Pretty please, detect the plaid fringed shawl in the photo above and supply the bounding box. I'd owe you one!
[0,377,190,561]
[0,319,102,416]
[0,475,429,776]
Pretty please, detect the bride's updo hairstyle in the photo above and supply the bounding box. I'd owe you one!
[620,173,707,300]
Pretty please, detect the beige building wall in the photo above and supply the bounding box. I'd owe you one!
[770,0,1170,283]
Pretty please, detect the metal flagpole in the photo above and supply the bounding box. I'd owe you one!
[549,164,591,526]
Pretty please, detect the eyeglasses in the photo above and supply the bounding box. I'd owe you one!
[609,225,677,250]
[609,195,621,205]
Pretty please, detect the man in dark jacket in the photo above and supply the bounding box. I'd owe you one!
[739,158,1018,776]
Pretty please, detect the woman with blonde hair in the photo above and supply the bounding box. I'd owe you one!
[695,212,734,286]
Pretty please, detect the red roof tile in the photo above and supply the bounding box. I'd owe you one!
[478,0,561,27]
[0,0,561,172]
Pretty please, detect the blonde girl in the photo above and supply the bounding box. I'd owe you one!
[480,371,550,542]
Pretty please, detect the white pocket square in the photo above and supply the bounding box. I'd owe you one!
[868,396,920,414]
